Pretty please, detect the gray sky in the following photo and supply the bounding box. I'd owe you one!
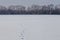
[0,0,60,7]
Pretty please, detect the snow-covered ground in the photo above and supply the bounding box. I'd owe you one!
[0,15,60,40]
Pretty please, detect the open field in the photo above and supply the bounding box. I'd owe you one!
[0,15,60,40]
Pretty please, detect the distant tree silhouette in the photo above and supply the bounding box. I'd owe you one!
[0,4,60,15]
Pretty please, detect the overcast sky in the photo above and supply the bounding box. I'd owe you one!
[0,0,60,7]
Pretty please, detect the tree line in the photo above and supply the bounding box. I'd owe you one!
[0,4,60,15]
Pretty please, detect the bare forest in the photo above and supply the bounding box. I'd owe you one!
[0,4,60,15]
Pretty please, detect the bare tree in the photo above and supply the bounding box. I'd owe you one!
[8,5,26,11]
[27,5,42,11]
[0,5,7,10]
[47,4,54,14]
